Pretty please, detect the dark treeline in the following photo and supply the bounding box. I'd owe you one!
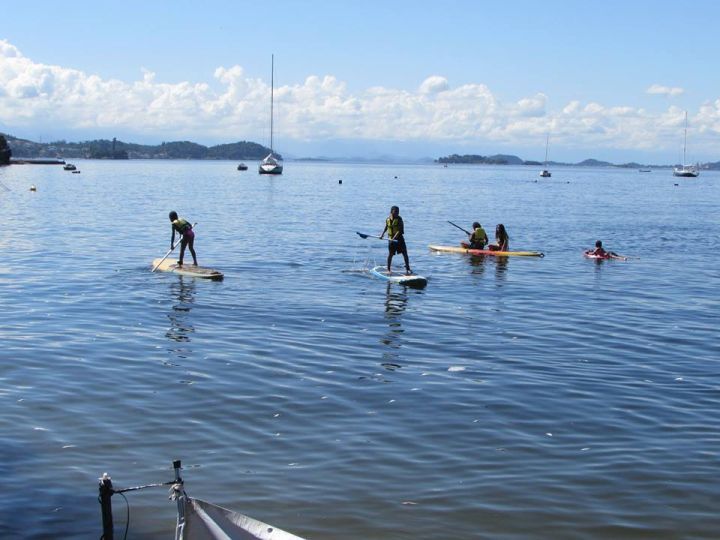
[2,134,276,161]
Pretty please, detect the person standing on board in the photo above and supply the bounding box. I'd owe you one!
[488,224,510,251]
[380,205,412,275]
[462,222,488,249]
[169,211,198,267]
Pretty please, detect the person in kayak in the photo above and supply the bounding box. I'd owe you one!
[585,240,619,258]
[169,211,198,267]
[380,205,412,275]
[461,222,488,249]
[488,224,510,251]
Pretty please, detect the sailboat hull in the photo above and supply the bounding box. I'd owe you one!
[259,164,283,175]
[673,169,699,177]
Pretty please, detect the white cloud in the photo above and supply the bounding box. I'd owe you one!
[418,76,449,95]
[647,84,684,97]
[0,39,716,158]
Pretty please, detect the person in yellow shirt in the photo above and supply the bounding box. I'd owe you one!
[169,211,198,267]
[380,205,412,275]
[461,222,488,249]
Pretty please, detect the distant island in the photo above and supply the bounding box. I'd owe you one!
[3,134,277,161]
[4,132,720,169]
[436,153,720,170]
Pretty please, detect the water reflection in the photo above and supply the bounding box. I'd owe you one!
[465,254,510,283]
[380,283,407,371]
[165,277,196,360]
[466,254,487,277]
[495,256,509,282]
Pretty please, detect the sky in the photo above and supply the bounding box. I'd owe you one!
[2,0,720,163]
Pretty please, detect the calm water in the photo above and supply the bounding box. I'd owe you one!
[0,160,718,539]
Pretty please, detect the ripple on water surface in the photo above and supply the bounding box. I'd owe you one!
[0,162,719,538]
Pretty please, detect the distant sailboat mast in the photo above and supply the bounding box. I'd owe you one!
[270,54,274,154]
[540,133,552,177]
[682,110,688,167]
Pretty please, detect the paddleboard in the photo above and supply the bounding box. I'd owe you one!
[370,266,427,287]
[152,258,224,280]
[429,245,545,257]
[583,251,627,261]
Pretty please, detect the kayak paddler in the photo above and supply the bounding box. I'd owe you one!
[585,240,620,259]
[380,205,412,275]
[169,211,198,267]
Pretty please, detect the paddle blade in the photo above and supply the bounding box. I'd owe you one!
[356,231,370,239]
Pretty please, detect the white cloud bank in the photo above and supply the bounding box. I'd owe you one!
[646,84,685,97]
[2,39,720,158]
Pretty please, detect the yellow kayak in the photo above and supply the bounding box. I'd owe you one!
[428,245,544,257]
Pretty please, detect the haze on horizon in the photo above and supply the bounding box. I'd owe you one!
[2,0,720,164]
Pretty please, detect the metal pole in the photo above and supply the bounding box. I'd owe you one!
[173,460,185,540]
[99,473,114,540]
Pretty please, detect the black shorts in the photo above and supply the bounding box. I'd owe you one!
[389,236,407,255]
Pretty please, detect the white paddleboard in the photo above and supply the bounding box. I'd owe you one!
[152,258,224,280]
[370,266,427,287]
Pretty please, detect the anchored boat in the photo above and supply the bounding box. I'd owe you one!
[673,111,699,178]
[259,55,283,176]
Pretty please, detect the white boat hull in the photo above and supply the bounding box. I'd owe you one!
[259,163,283,175]
[673,167,699,177]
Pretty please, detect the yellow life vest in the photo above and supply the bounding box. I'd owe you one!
[173,218,192,234]
[386,216,402,238]
[471,226,487,244]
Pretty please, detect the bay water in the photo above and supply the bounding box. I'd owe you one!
[0,160,718,538]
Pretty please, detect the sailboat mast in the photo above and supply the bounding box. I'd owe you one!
[270,54,274,153]
[683,111,688,166]
[544,134,549,165]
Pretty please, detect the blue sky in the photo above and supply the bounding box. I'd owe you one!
[2,0,720,162]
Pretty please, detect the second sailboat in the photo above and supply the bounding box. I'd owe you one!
[259,54,283,175]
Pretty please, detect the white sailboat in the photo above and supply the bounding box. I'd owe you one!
[540,133,551,177]
[673,111,699,178]
[259,54,283,175]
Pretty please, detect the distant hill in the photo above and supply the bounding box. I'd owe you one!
[2,134,275,161]
[576,158,613,167]
[436,153,524,165]
[436,153,680,169]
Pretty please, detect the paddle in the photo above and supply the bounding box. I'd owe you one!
[447,220,472,236]
[356,231,398,243]
[152,222,197,272]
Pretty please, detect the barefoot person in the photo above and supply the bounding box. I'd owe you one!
[488,224,510,251]
[169,211,198,267]
[380,205,412,275]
